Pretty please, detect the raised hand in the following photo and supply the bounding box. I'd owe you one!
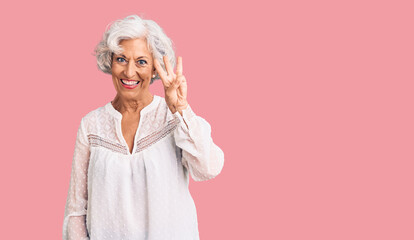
[154,56,189,114]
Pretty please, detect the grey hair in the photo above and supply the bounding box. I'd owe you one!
[93,14,176,84]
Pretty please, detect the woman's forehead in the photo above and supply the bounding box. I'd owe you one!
[115,53,151,60]
[117,39,151,58]
[119,38,148,49]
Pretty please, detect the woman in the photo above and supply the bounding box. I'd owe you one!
[62,15,225,240]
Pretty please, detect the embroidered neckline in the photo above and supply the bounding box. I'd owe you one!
[105,95,160,119]
[87,116,180,155]
[134,117,180,153]
[93,95,180,155]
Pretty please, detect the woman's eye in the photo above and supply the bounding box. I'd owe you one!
[117,57,126,63]
[137,60,147,65]
[116,58,146,66]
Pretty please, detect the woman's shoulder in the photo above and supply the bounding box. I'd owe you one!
[76,102,117,139]
[135,95,180,139]
[75,103,112,134]
[82,104,107,121]
[149,95,177,119]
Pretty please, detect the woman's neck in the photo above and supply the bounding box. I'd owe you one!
[111,92,154,115]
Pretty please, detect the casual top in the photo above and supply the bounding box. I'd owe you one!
[62,95,225,240]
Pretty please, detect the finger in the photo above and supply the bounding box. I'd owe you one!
[154,58,168,82]
[176,56,183,76]
[175,75,185,89]
[163,55,174,76]
[177,75,186,93]
[176,75,183,87]
[168,75,181,91]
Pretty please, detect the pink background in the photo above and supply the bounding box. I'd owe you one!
[0,0,413,239]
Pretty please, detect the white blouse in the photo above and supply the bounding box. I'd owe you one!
[62,95,225,240]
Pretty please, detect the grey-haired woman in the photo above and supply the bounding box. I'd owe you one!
[62,14,224,240]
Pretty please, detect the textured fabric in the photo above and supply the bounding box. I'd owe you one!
[62,95,225,240]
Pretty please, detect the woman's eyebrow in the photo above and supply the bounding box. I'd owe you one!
[119,54,148,59]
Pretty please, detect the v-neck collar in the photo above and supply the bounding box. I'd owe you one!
[105,95,160,120]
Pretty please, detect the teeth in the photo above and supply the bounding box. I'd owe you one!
[121,79,139,85]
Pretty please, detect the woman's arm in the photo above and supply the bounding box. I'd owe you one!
[173,104,225,181]
[155,55,224,181]
[62,117,90,240]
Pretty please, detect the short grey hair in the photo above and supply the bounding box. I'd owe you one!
[93,14,176,84]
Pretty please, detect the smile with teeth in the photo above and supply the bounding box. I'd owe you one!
[120,79,140,85]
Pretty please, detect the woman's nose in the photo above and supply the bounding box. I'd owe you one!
[124,62,137,79]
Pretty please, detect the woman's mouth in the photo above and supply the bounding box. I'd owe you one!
[120,79,140,89]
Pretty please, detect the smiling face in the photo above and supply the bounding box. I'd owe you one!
[111,38,156,99]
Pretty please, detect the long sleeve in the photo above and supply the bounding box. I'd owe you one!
[173,104,225,182]
[63,117,90,240]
